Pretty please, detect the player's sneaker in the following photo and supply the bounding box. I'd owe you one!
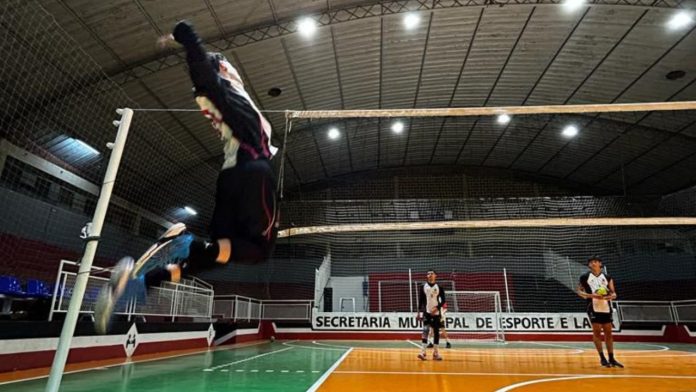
[417,352,427,361]
[445,342,452,349]
[132,223,193,278]
[427,343,434,348]
[600,358,610,367]
[432,352,443,361]
[94,256,141,334]
[609,359,624,368]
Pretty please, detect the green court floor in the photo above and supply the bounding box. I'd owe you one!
[2,342,348,392]
[3,341,695,392]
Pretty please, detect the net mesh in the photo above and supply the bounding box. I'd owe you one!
[1,0,695,330]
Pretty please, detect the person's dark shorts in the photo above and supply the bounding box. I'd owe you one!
[588,310,613,324]
[424,313,442,329]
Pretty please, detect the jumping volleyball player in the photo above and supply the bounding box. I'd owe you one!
[577,256,623,368]
[95,20,278,333]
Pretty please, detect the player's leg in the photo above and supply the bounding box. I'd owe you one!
[224,159,278,263]
[94,222,195,334]
[432,317,443,360]
[442,327,451,348]
[590,320,609,367]
[419,315,432,360]
[602,322,623,367]
[427,327,434,348]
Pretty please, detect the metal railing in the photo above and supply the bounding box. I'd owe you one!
[615,300,696,324]
[49,260,214,321]
[213,295,313,321]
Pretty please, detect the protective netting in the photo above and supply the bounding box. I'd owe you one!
[1,0,695,317]
[0,0,217,286]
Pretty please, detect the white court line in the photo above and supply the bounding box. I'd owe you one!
[306,348,354,392]
[0,340,271,386]
[495,373,696,392]
[619,343,670,352]
[313,341,354,350]
[282,341,696,359]
[525,342,584,354]
[407,340,422,349]
[333,370,696,379]
[280,341,345,351]
[206,347,293,371]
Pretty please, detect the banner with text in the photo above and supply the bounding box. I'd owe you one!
[313,312,618,332]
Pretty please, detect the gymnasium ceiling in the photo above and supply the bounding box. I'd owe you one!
[7,0,696,222]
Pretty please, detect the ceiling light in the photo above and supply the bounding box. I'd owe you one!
[668,11,694,30]
[562,0,585,11]
[562,125,579,138]
[328,127,340,140]
[403,13,420,29]
[391,121,405,134]
[297,17,317,37]
[497,114,511,125]
[184,206,197,216]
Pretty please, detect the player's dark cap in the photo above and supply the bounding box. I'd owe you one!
[587,255,602,264]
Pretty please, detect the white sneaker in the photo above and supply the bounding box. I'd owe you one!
[94,256,134,334]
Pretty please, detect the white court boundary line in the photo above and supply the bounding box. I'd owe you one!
[204,346,294,371]
[333,370,696,379]
[495,374,696,392]
[306,348,354,392]
[407,340,422,349]
[280,341,345,351]
[0,340,271,386]
[526,342,584,354]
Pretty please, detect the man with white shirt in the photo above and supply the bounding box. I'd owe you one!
[417,270,446,360]
[94,20,278,334]
[577,256,623,368]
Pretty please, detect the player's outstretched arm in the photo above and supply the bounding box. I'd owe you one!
[170,21,228,108]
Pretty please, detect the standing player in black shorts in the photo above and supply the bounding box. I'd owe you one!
[95,20,278,333]
[417,270,446,360]
[577,256,623,368]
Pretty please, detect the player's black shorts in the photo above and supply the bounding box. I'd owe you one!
[424,313,442,329]
[210,158,278,262]
[588,310,613,325]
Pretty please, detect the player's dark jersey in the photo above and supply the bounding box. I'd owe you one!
[184,43,275,168]
[579,271,613,314]
[418,282,446,315]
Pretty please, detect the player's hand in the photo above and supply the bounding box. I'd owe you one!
[172,20,199,47]
[157,34,177,49]
[416,313,423,321]
[430,307,439,316]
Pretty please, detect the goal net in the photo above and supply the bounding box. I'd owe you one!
[444,290,505,343]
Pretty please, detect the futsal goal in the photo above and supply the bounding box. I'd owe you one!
[443,290,505,343]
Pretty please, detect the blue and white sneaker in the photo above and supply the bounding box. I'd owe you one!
[95,256,140,334]
[94,223,192,334]
[131,223,193,278]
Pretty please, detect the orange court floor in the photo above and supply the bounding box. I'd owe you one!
[312,340,696,392]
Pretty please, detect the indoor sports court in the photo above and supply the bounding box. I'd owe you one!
[2,341,696,391]
[1,0,695,391]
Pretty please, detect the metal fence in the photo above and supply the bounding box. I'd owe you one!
[615,300,696,324]
[213,295,313,321]
[49,260,214,321]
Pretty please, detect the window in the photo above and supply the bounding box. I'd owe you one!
[58,187,74,208]
[34,177,51,199]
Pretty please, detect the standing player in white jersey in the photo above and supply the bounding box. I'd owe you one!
[417,270,446,360]
[577,256,623,368]
[94,20,279,334]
